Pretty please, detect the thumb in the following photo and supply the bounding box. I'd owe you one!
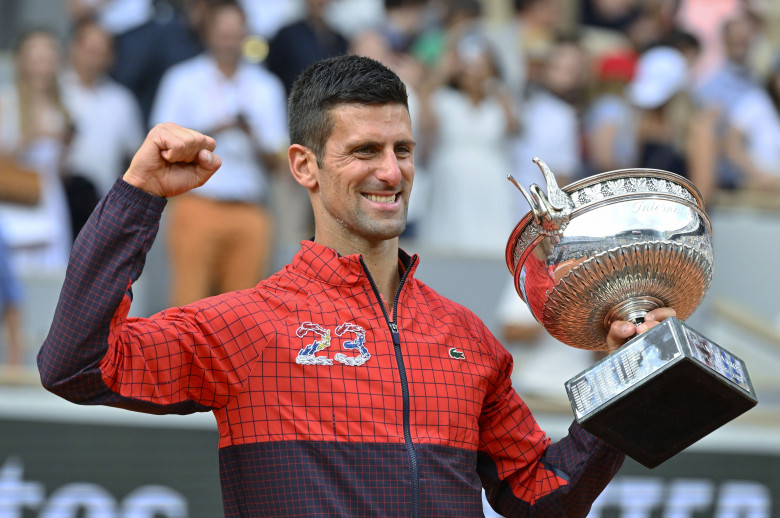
[193,148,222,184]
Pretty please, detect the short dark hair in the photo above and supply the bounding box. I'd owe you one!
[288,54,409,165]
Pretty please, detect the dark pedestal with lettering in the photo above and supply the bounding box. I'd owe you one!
[565,317,757,468]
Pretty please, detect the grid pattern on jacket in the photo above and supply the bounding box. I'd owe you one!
[39,179,625,517]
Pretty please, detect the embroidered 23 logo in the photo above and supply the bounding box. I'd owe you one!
[295,322,371,366]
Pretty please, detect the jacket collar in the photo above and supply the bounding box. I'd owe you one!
[291,240,418,287]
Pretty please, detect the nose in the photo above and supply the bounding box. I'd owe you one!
[375,149,402,186]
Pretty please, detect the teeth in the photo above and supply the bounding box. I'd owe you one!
[365,194,396,203]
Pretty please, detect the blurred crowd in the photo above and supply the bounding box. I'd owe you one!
[1,0,779,372]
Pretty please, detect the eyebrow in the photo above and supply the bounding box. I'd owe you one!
[347,138,416,150]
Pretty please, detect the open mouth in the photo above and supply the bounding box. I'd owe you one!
[363,193,398,204]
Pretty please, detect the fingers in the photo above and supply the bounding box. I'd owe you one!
[155,123,216,164]
[644,307,677,324]
[124,123,220,198]
[197,148,221,175]
[605,307,678,353]
[606,321,637,353]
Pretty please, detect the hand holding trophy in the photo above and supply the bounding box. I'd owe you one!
[505,158,757,468]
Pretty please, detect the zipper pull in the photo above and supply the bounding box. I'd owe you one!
[389,322,400,346]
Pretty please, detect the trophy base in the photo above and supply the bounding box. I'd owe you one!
[565,317,757,469]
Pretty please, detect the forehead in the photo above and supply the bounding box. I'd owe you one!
[326,103,412,146]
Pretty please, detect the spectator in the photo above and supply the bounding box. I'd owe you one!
[349,1,427,92]
[621,0,679,54]
[66,0,154,36]
[579,0,642,33]
[675,0,744,81]
[724,54,780,192]
[417,31,520,256]
[0,225,23,368]
[109,0,208,124]
[582,48,639,176]
[693,13,761,197]
[628,45,716,197]
[411,0,483,68]
[349,0,429,88]
[488,0,565,100]
[265,0,349,97]
[150,0,288,307]
[514,37,587,192]
[0,29,72,274]
[61,17,145,237]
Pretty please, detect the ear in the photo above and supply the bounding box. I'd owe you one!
[288,144,318,189]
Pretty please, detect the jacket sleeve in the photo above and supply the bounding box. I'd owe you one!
[37,179,257,414]
[477,335,625,517]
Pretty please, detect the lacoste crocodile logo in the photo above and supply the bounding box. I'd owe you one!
[448,348,465,360]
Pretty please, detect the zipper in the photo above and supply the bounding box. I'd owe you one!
[360,256,419,518]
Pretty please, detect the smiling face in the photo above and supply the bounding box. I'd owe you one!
[307,102,415,252]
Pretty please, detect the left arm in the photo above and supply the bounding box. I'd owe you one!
[477,350,624,518]
[479,309,676,517]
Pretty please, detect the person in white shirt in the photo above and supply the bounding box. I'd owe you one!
[61,18,145,198]
[514,37,586,191]
[149,1,288,307]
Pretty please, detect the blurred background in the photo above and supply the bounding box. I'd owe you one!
[0,0,778,516]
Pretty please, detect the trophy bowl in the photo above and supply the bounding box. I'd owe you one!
[505,158,713,351]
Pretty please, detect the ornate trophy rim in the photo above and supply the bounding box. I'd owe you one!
[505,167,710,281]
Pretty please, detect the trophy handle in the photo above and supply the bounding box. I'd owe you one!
[507,175,544,225]
[508,158,574,234]
[532,157,570,211]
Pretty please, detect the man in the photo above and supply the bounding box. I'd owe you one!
[149,1,288,307]
[39,55,673,517]
[61,17,145,235]
[693,13,761,198]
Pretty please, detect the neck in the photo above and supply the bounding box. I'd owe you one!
[317,233,401,306]
[361,244,402,306]
[216,58,239,78]
[75,68,99,87]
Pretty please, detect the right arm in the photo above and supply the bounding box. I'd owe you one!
[37,124,248,414]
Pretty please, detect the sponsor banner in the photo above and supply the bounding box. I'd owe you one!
[0,417,776,517]
[0,418,222,517]
[592,452,777,517]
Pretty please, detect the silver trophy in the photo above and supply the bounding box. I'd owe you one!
[505,158,757,468]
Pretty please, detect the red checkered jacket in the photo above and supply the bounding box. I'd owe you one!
[39,179,624,517]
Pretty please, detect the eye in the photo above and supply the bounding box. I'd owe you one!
[354,145,377,157]
[395,144,413,158]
